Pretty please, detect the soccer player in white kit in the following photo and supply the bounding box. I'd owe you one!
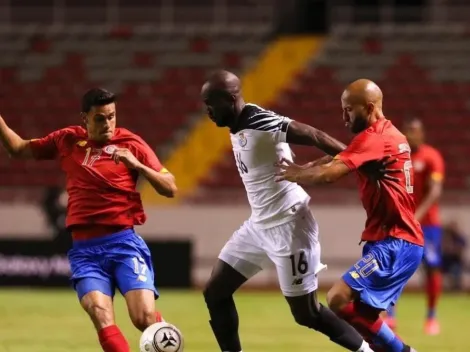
[201,71,381,352]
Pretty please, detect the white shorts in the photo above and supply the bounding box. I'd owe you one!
[219,204,326,297]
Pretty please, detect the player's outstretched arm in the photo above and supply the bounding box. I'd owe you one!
[275,158,351,185]
[0,115,33,158]
[286,120,347,156]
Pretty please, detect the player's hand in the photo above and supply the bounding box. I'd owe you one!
[274,158,304,183]
[112,148,141,169]
[362,155,401,182]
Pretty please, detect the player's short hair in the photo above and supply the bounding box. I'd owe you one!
[81,88,116,113]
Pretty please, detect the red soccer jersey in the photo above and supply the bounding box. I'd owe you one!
[30,126,166,232]
[337,119,424,246]
[411,144,444,226]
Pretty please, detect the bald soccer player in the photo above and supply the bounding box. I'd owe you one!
[277,79,423,352]
[201,71,400,352]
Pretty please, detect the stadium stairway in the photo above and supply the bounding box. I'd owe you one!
[193,24,470,203]
[0,25,268,200]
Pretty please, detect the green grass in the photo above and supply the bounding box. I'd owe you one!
[0,289,467,351]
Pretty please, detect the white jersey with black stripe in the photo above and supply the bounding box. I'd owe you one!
[230,103,310,228]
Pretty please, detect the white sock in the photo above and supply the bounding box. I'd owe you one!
[356,340,374,352]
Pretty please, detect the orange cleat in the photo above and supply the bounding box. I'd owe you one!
[424,318,440,335]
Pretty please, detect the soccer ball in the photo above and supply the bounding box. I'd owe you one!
[139,322,184,352]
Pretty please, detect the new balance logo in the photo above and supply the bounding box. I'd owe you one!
[292,278,303,285]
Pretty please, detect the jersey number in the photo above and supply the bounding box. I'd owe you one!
[235,152,248,174]
[403,160,413,194]
[132,257,148,282]
[82,147,102,167]
[289,251,309,276]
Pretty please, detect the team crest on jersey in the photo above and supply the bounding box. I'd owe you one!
[413,160,425,172]
[103,145,117,155]
[238,132,247,147]
[76,140,87,147]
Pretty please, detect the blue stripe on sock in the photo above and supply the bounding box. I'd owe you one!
[376,322,404,352]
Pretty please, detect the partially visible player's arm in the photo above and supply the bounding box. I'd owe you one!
[136,164,177,198]
[276,132,384,184]
[129,137,177,198]
[286,120,347,156]
[415,152,444,222]
[0,115,33,158]
[276,157,351,184]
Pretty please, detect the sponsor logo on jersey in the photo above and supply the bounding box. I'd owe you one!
[349,271,360,279]
[103,145,117,155]
[76,140,87,147]
[238,132,247,147]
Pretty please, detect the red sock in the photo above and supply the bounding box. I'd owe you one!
[155,311,164,322]
[98,325,130,352]
[426,271,442,318]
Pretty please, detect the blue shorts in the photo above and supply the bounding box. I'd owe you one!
[342,237,423,310]
[422,225,442,268]
[67,228,158,300]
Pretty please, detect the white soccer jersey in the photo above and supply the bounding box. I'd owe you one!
[230,103,310,228]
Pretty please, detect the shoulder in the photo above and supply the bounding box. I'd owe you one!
[237,104,291,133]
[421,144,444,165]
[52,126,86,146]
[115,128,146,144]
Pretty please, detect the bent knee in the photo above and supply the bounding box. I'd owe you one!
[131,309,156,332]
[327,288,348,313]
[82,301,114,329]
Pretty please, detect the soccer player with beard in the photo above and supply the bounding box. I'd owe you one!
[277,79,422,352]
[0,88,177,352]
[201,70,397,352]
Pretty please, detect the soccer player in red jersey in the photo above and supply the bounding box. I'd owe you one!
[386,118,444,335]
[0,88,177,352]
[276,79,422,352]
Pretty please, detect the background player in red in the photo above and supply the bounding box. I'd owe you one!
[0,88,177,352]
[276,79,423,352]
[386,118,445,335]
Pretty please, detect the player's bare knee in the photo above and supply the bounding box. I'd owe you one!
[131,308,155,332]
[327,288,347,313]
[83,302,114,329]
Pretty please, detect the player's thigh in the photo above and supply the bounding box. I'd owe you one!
[285,289,322,324]
[68,246,115,300]
[422,225,443,269]
[267,213,326,297]
[80,289,115,331]
[124,288,157,331]
[112,234,159,298]
[218,220,269,281]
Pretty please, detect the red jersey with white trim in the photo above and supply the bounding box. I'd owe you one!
[337,119,424,246]
[30,126,166,231]
[411,144,444,226]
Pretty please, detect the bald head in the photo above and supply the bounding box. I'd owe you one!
[203,70,241,96]
[341,79,385,134]
[201,70,245,128]
[342,79,383,108]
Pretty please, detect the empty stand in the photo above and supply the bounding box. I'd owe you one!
[0,25,268,199]
[196,25,470,202]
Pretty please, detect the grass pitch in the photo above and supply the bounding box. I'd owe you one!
[0,289,467,351]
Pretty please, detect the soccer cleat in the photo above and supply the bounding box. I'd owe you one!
[424,318,440,335]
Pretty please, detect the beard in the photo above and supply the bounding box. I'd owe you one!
[351,116,369,134]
